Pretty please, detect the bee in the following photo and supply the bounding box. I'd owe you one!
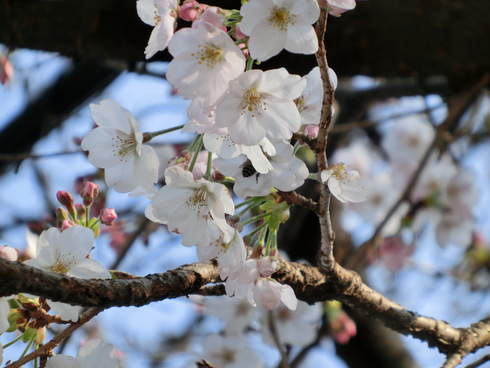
[241,161,260,183]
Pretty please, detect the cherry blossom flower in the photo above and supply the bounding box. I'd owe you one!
[215,68,306,145]
[297,67,337,125]
[0,55,13,85]
[214,140,308,198]
[204,133,275,175]
[321,163,368,203]
[252,278,297,310]
[193,6,227,29]
[0,245,18,262]
[167,22,246,107]
[46,339,118,368]
[239,0,320,62]
[382,115,435,175]
[81,99,159,195]
[436,212,474,247]
[201,334,262,368]
[136,0,178,59]
[260,301,323,346]
[225,257,297,310]
[0,298,9,334]
[145,166,235,246]
[323,0,356,16]
[24,226,111,321]
[203,297,255,336]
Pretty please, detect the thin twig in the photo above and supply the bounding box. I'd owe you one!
[5,308,101,368]
[463,353,490,368]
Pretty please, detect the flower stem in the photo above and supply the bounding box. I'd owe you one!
[144,125,185,141]
[3,334,24,348]
[241,211,271,227]
[203,151,213,180]
[188,135,203,173]
[19,335,35,359]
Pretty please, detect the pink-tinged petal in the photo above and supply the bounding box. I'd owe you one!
[262,101,301,139]
[59,226,94,261]
[145,22,172,59]
[260,70,306,101]
[241,144,272,174]
[164,166,197,187]
[77,339,118,368]
[203,134,241,159]
[248,20,287,61]
[327,177,343,201]
[89,100,134,133]
[0,298,10,334]
[81,128,126,168]
[68,259,111,279]
[47,301,82,323]
[239,0,274,35]
[290,0,321,23]
[279,284,298,310]
[46,354,82,368]
[229,115,267,146]
[285,22,318,55]
[36,228,61,268]
[168,26,201,56]
[320,169,333,183]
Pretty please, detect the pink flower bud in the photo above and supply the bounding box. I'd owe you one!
[304,124,319,139]
[0,55,13,85]
[179,1,205,22]
[80,182,99,206]
[56,190,76,216]
[0,245,18,261]
[193,7,226,29]
[100,208,118,226]
[75,203,86,218]
[256,256,278,277]
[234,26,247,40]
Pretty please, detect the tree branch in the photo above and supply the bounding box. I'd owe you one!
[1,257,480,358]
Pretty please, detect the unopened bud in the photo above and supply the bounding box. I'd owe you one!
[36,327,46,344]
[100,208,117,226]
[75,203,86,218]
[179,1,204,21]
[55,207,70,227]
[56,191,76,217]
[80,182,99,206]
[0,245,18,261]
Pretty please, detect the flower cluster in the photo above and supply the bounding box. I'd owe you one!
[77,0,364,315]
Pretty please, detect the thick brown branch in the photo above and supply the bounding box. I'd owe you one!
[0,258,220,308]
[2,257,489,358]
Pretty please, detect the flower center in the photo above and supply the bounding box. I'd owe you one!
[112,134,137,162]
[241,88,266,117]
[331,163,347,181]
[50,261,70,275]
[221,349,236,363]
[186,187,211,219]
[268,6,295,31]
[295,97,306,112]
[194,44,224,68]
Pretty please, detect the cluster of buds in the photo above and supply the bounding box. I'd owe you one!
[56,181,117,237]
